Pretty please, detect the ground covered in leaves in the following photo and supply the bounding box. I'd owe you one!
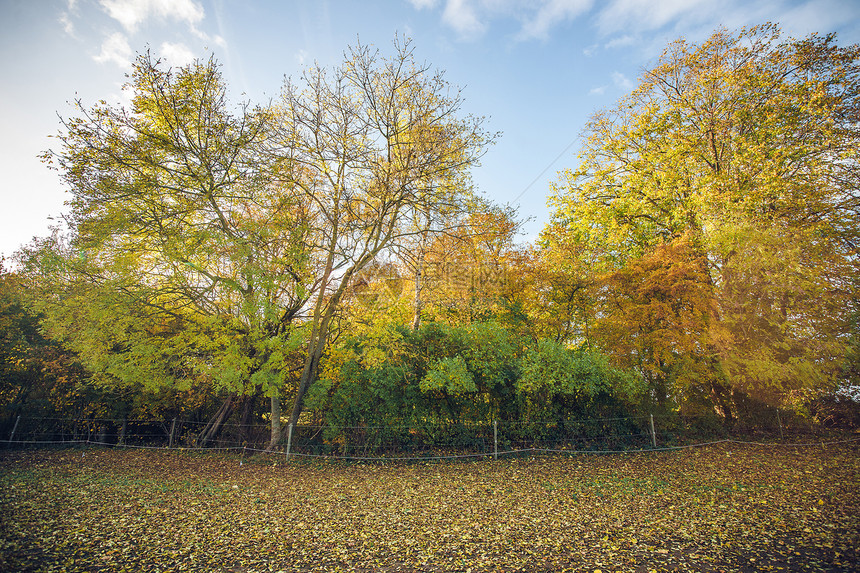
[1,442,858,572]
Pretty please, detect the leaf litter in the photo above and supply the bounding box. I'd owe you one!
[0,442,857,572]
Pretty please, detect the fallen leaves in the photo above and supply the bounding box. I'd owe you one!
[0,442,858,572]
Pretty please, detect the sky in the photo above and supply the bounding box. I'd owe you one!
[2,0,859,261]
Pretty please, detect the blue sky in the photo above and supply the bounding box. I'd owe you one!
[2,0,859,260]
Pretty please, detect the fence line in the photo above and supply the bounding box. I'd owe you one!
[6,435,859,463]
[4,412,853,461]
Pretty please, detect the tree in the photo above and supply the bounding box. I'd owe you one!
[304,319,521,447]
[544,24,860,417]
[518,338,643,423]
[272,36,494,432]
[419,204,522,325]
[41,53,310,447]
[41,37,493,446]
[0,259,43,418]
[521,241,597,346]
[592,234,718,412]
[0,256,133,434]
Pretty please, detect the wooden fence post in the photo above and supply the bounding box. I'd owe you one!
[286,423,294,462]
[650,414,657,448]
[493,420,498,460]
[7,415,20,447]
[168,418,177,448]
[776,409,784,440]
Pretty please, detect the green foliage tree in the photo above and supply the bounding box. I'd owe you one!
[0,257,141,433]
[0,260,77,427]
[0,260,45,417]
[415,321,520,422]
[39,37,493,447]
[518,338,643,422]
[272,36,494,431]
[304,321,521,445]
[544,24,860,418]
[39,53,310,447]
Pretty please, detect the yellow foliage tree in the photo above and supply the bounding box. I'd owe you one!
[544,24,860,416]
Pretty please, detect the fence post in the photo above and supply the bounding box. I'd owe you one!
[285,423,293,462]
[493,420,498,460]
[649,414,657,448]
[7,415,20,447]
[776,409,784,440]
[168,418,177,449]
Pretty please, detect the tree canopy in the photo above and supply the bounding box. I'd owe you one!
[30,38,495,445]
[4,26,858,447]
[543,24,860,415]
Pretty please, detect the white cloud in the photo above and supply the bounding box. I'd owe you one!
[408,0,439,8]
[777,0,860,40]
[596,0,715,35]
[60,12,76,36]
[159,42,196,67]
[589,85,607,95]
[99,0,205,33]
[295,49,309,66]
[188,22,226,50]
[60,0,79,37]
[408,0,594,43]
[604,34,636,49]
[94,32,133,67]
[589,0,860,63]
[612,71,634,90]
[106,82,136,109]
[518,0,593,41]
[442,0,486,40]
[410,0,799,46]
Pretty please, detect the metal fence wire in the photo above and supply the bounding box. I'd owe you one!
[4,412,842,461]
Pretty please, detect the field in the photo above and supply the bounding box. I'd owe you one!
[1,442,858,572]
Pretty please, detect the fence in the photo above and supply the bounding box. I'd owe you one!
[4,411,841,461]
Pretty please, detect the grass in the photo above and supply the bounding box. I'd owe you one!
[1,441,858,572]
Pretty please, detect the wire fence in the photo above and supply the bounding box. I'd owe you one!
[5,411,854,461]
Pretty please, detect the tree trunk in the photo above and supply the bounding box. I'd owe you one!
[238,393,258,442]
[288,348,321,431]
[709,381,735,429]
[285,237,383,431]
[412,241,425,330]
[268,393,282,450]
[286,268,353,430]
[198,395,235,447]
[412,247,424,330]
